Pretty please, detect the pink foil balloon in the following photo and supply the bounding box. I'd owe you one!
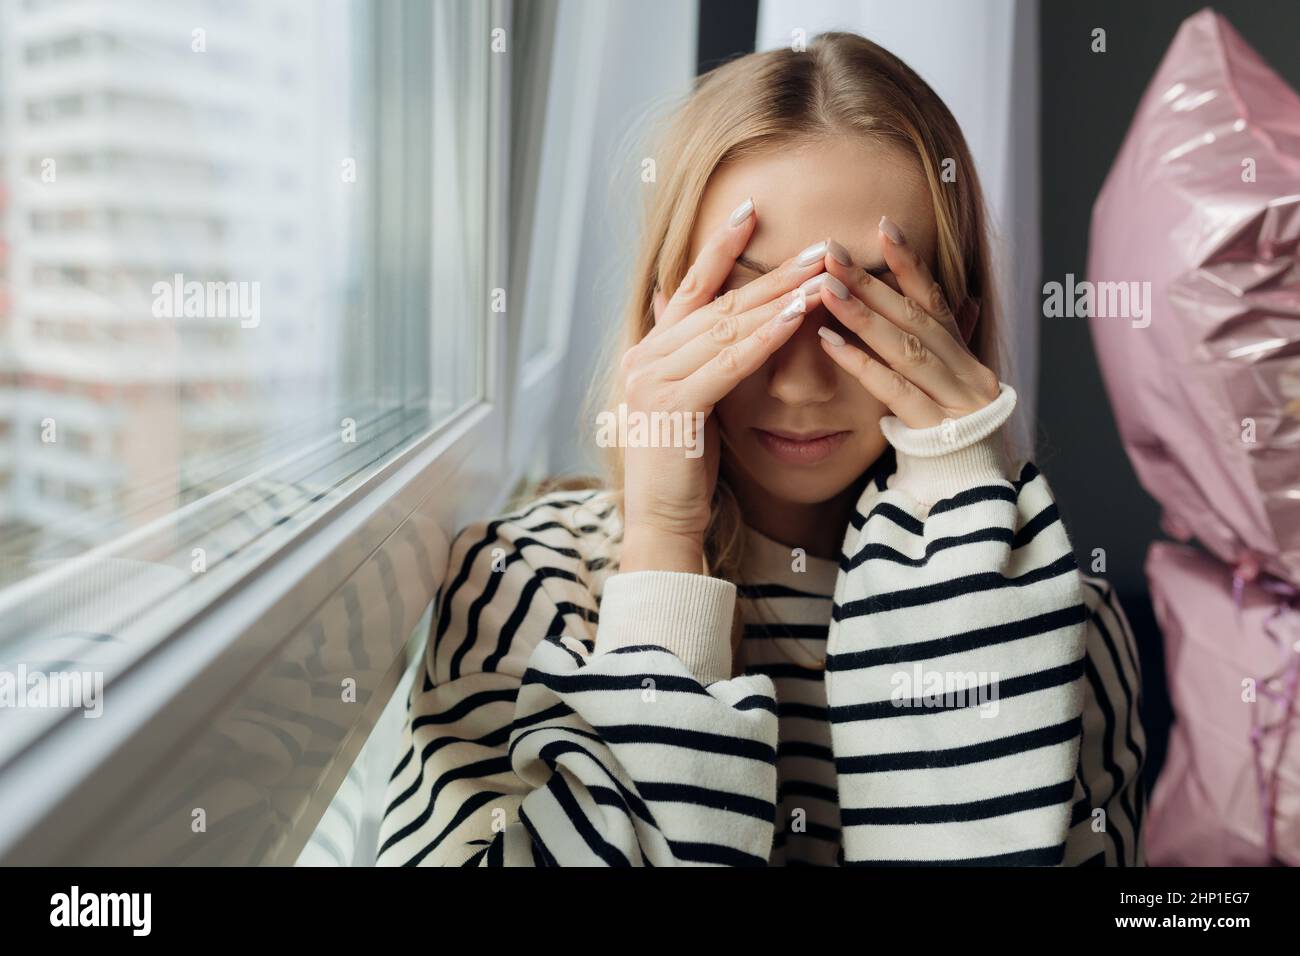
[1088,8,1300,584]
[1144,542,1300,866]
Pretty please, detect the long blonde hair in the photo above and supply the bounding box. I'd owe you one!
[562,32,1005,663]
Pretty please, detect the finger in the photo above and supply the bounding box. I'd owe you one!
[659,279,824,380]
[823,252,984,388]
[816,330,946,428]
[823,225,968,367]
[648,239,830,358]
[657,196,758,329]
[677,292,809,408]
[877,215,963,342]
[819,283,978,409]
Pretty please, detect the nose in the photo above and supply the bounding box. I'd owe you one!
[765,314,838,407]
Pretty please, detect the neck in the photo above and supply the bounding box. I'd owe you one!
[727,473,863,560]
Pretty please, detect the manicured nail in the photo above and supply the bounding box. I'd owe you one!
[817,326,846,347]
[801,273,848,300]
[800,274,827,297]
[827,238,853,266]
[822,273,849,299]
[878,215,904,244]
[795,240,828,266]
[729,196,755,227]
[778,289,807,322]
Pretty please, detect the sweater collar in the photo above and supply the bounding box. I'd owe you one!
[739,524,839,597]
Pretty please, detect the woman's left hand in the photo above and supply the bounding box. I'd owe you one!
[815,216,1000,429]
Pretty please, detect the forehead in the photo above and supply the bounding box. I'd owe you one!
[690,136,935,271]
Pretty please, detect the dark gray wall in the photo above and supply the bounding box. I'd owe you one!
[1037,0,1300,786]
[696,0,758,74]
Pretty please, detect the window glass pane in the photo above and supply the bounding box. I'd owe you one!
[0,0,488,757]
[2,0,371,575]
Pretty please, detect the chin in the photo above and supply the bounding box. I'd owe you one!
[751,470,859,506]
[726,441,870,507]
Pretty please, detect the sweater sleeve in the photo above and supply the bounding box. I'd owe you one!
[827,384,1088,866]
[375,510,779,866]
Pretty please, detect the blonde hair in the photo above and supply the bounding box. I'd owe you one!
[563,32,1006,666]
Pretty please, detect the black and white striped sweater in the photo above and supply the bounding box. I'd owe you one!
[377,394,1146,866]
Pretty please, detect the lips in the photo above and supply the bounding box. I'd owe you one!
[753,427,851,465]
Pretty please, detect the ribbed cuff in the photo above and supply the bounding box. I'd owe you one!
[878,382,1017,508]
[594,571,736,685]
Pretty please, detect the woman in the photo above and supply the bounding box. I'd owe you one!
[377,31,1146,866]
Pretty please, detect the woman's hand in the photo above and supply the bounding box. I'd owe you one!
[618,200,835,573]
[816,216,1000,429]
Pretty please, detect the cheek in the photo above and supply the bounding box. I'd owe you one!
[830,364,890,428]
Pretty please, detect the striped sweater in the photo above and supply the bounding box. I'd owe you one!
[377,389,1147,866]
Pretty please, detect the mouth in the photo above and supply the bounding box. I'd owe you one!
[752,427,851,465]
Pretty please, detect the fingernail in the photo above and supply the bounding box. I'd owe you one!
[817,326,846,347]
[822,273,849,299]
[878,215,904,245]
[778,289,807,322]
[795,240,828,266]
[800,274,827,296]
[801,272,848,300]
[827,238,852,266]
[729,196,754,227]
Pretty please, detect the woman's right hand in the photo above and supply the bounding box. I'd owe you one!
[617,199,837,573]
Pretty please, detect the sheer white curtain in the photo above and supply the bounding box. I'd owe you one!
[547,0,699,476]
[757,0,1041,452]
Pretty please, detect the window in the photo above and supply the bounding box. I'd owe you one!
[0,0,509,864]
[3,0,375,637]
